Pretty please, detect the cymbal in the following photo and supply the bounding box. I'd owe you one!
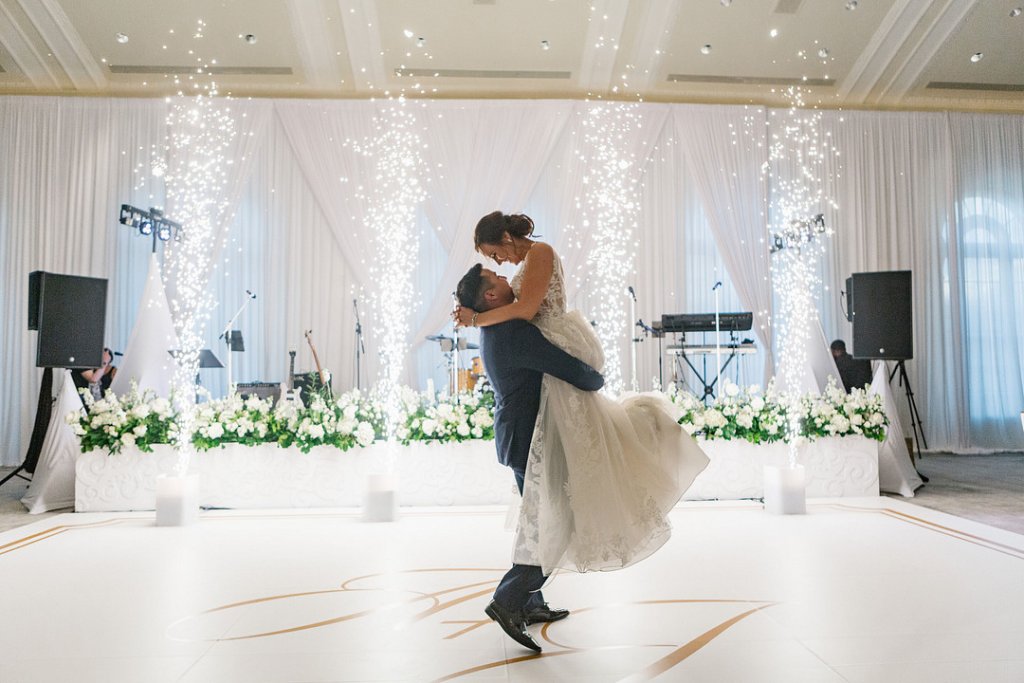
[426,334,452,342]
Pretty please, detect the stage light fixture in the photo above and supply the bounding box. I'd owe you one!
[118,203,183,252]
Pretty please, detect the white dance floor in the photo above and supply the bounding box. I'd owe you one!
[1,498,1021,682]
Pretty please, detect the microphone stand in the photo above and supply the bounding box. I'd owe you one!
[712,280,722,398]
[353,298,366,391]
[450,293,459,396]
[219,290,256,395]
[628,286,639,393]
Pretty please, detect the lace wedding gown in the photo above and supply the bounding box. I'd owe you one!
[511,254,709,574]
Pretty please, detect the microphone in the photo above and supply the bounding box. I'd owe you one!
[712,281,723,291]
[112,351,124,356]
[627,286,636,301]
[245,289,256,299]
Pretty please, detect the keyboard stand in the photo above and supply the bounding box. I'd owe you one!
[679,347,741,402]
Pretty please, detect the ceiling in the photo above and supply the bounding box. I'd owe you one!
[1,0,1022,112]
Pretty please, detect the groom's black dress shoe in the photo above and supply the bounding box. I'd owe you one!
[524,604,570,625]
[484,600,542,653]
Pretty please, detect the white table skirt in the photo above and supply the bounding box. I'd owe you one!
[74,436,879,512]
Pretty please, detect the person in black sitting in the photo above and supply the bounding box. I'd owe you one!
[831,339,873,393]
[72,347,117,405]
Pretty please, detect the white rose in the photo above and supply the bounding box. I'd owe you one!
[309,424,325,440]
[256,423,268,438]
[471,426,483,438]
[153,397,171,412]
[737,412,754,429]
[355,422,375,447]
[207,423,225,439]
[751,396,765,412]
[343,405,357,419]
[130,403,151,419]
[121,433,136,447]
[725,382,740,397]
[133,424,148,437]
[456,422,470,437]
[422,419,437,436]
[339,418,357,435]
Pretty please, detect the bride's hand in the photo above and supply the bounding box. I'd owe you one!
[453,305,476,329]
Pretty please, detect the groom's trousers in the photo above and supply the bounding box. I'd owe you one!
[493,467,546,613]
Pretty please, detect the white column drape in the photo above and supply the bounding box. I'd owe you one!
[948,113,1024,449]
[0,97,165,465]
[204,114,362,395]
[820,111,969,451]
[410,100,572,347]
[673,105,774,382]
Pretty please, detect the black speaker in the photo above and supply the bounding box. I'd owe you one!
[31,271,108,369]
[28,270,42,330]
[849,270,912,360]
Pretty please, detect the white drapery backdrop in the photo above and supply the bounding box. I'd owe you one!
[2,96,1023,465]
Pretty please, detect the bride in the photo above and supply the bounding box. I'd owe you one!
[456,211,709,574]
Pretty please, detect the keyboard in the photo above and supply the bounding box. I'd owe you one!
[666,343,757,355]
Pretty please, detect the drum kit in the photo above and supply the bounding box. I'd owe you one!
[426,334,483,393]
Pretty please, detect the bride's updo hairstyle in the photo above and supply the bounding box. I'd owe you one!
[474,211,535,249]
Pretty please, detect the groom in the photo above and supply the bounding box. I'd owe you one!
[456,264,604,653]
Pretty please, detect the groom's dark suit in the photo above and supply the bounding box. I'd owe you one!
[480,319,603,613]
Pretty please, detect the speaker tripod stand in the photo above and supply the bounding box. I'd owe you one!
[889,359,929,482]
[0,368,53,489]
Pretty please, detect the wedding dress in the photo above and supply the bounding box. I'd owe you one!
[511,253,709,574]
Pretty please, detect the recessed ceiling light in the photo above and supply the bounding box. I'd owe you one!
[403,29,414,38]
[700,44,712,55]
[540,40,551,50]
[416,37,426,47]
[1011,7,1022,17]
[845,0,858,9]
[769,29,779,38]
[242,33,257,44]
[818,48,830,59]
[720,0,732,6]
[970,52,984,63]
[115,32,129,44]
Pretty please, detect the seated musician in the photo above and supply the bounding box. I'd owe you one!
[72,347,117,404]
[830,339,872,393]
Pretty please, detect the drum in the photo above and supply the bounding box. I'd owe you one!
[457,369,476,392]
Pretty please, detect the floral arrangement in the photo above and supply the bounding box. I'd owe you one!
[799,376,888,442]
[67,385,177,454]
[68,375,884,455]
[398,386,495,445]
[192,393,277,450]
[193,389,380,454]
[665,377,887,444]
[666,380,789,444]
